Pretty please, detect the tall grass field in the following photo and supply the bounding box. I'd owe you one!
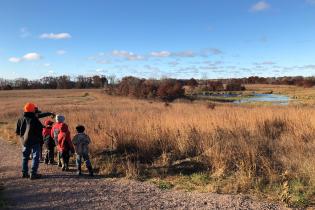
[0,88,314,207]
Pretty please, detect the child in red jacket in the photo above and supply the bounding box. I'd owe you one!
[42,119,55,164]
[51,115,65,167]
[57,123,75,171]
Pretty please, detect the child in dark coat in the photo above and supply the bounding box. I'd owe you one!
[57,123,75,171]
[42,119,55,164]
[72,125,94,176]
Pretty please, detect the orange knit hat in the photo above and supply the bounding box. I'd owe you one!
[24,102,36,113]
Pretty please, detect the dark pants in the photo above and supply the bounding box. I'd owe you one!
[40,143,43,160]
[60,151,70,169]
[76,154,93,172]
[22,144,40,175]
[44,145,55,164]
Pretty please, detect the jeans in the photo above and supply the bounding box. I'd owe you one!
[76,154,92,172]
[22,144,40,175]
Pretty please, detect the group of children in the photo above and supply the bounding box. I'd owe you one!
[42,115,94,176]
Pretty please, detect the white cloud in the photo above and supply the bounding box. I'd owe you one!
[23,52,41,61]
[40,33,71,40]
[262,61,275,65]
[97,59,111,64]
[209,48,223,55]
[112,50,144,61]
[44,63,51,67]
[254,61,276,65]
[172,51,196,57]
[150,51,171,57]
[8,52,42,63]
[144,65,160,72]
[303,65,315,69]
[96,68,108,73]
[20,27,31,38]
[8,57,22,63]
[201,48,223,56]
[250,1,270,12]
[56,50,66,55]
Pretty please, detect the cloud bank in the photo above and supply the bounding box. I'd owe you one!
[40,33,71,40]
[250,1,270,12]
[9,52,42,63]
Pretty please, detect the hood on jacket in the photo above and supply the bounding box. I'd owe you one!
[55,115,65,123]
[60,123,69,132]
[23,112,36,118]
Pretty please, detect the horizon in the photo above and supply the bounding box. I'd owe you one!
[0,0,315,80]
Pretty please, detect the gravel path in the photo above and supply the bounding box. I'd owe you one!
[0,139,290,210]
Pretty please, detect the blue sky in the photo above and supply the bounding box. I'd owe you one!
[0,0,315,79]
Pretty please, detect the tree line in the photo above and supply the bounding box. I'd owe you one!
[2,75,315,101]
[0,75,108,90]
[221,76,315,88]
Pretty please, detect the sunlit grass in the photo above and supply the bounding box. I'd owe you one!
[0,88,314,207]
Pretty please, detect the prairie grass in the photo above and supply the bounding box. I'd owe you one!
[0,89,314,207]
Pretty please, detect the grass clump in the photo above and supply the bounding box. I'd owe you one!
[151,179,174,190]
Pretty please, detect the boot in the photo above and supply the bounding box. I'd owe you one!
[30,173,42,180]
[77,165,82,176]
[61,159,66,171]
[22,173,29,178]
[87,166,94,177]
[63,160,69,171]
[57,152,62,167]
[44,157,49,165]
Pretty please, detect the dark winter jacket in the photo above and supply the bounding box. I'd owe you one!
[16,112,44,146]
[37,112,54,119]
[42,126,55,148]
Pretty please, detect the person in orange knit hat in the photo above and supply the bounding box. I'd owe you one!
[16,102,45,179]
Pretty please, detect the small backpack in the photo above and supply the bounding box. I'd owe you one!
[53,128,60,145]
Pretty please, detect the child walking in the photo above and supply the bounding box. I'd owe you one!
[51,115,65,167]
[42,119,55,164]
[72,125,94,176]
[57,123,75,171]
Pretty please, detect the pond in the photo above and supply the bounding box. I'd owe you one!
[234,94,290,105]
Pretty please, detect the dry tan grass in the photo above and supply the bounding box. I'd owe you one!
[0,89,314,207]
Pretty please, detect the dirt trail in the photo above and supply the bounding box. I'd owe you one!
[0,139,290,210]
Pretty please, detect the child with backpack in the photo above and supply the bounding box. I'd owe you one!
[57,123,75,171]
[72,125,94,176]
[42,119,55,164]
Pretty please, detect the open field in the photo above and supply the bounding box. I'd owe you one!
[0,88,314,208]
